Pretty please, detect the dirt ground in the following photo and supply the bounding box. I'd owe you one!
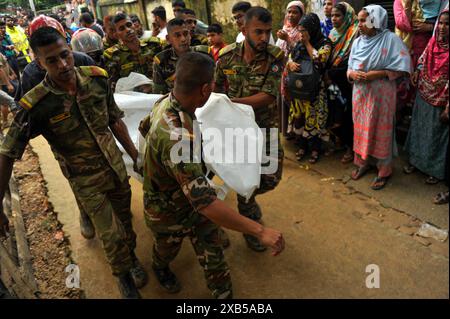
[25,136,448,299]
[10,146,82,299]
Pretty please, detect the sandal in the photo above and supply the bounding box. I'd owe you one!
[371,175,391,190]
[296,149,306,161]
[425,176,440,185]
[403,164,416,174]
[341,152,354,164]
[433,191,449,205]
[351,166,371,180]
[309,151,320,164]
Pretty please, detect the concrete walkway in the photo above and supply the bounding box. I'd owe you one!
[29,136,448,299]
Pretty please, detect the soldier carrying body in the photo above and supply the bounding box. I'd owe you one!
[215,7,286,252]
[141,52,285,298]
[0,27,147,299]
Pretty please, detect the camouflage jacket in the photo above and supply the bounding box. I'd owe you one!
[214,42,285,128]
[0,66,128,194]
[103,38,163,91]
[142,93,217,231]
[102,37,118,51]
[152,45,211,94]
[191,33,208,46]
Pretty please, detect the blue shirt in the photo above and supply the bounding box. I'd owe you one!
[420,0,441,19]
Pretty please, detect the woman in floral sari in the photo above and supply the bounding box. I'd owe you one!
[326,2,359,164]
[348,5,411,190]
[404,10,449,187]
[287,13,332,164]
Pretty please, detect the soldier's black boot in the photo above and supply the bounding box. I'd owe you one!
[116,272,141,299]
[152,265,181,294]
[79,210,95,239]
[130,252,148,289]
[243,234,267,252]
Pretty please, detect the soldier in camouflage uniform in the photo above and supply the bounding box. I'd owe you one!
[181,9,209,46]
[0,27,146,299]
[214,7,285,252]
[103,13,163,91]
[140,52,285,298]
[153,18,211,95]
[102,15,119,50]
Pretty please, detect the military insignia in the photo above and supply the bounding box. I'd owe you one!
[49,112,71,124]
[272,64,280,73]
[295,79,303,89]
[121,62,135,70]
[223,69,237,75]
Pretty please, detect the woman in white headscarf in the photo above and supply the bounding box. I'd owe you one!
[276,1,305,56]
[348,5,412,190]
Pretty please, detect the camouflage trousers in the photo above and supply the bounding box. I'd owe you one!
[73,177,137,276]
[149,214,232,299]
[238,131,284,221]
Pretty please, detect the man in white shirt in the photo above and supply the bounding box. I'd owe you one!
[232,1,275,45]
[151,6,168,41]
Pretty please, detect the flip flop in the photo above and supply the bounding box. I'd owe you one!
[309,151,320,164]
[425,176,440,185]
[341,152,354,164]
[351,166,371,180]
[371,175,391,190]
[296,149,306,161]
[433,191,449,205]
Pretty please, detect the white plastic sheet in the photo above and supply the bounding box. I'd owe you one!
[114,92,263,200]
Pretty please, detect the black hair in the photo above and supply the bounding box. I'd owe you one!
[334,3,347,16]
[167,18,186,33]
[80,7,90,14]
[0,21,5,27]
[112,13,128,26]
[30,26,66,53]
[245,6,272,24]
[80,12,94,25]
[207,23,223,34]
[182,8,196,16]
[152,6,167,21]
[129,14,141,24]
[172,0,186,8]
[232,1,252,14]
[175,52,215,94]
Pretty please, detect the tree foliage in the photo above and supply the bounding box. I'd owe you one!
[0,0,61,12]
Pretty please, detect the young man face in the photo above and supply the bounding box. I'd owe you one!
[243,17,272,53]
[0,25,5,38]
[104,23,117,41]
[167,24,191,54]
[36,38,75,84]
[324,0,334,18]
[232,10,246,31]
[115,18,138,44]
[6,18,15,28]
[132,19,144,38]
[207,31,222,47]
[182,13,197,35]
[173,5,184,18]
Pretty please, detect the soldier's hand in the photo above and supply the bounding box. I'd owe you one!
[0,210,10,238]
[258,227,285,256]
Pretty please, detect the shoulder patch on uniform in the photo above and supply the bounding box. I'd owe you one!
[267,44,285,60]
[103,45,119,59]
[144,36,161,44]
[19,82,49,111]
[192,45,211,55]
[80,66,109,78]
[218,43,237,58]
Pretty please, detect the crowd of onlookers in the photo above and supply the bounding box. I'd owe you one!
[0,0,449,205]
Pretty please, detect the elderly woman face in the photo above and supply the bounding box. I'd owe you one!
[287,6,302,25]
[357,10,375,36]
